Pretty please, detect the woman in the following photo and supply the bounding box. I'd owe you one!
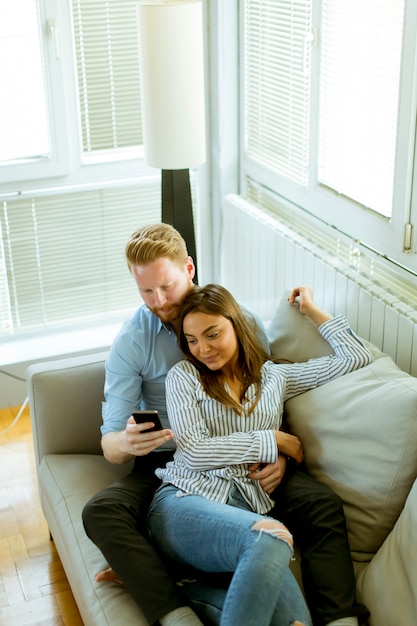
[148,285,373,626]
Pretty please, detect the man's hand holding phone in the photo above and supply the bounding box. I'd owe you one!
[123,410,174,457]
[132,410,164,432]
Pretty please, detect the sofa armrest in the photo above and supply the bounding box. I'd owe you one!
[356,478,417,626]
[26,352,108,468]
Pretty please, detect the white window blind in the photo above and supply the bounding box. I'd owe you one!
[0,173,201,337]
[72,0,143,153]
[318,0,404,218]
[0,0,50,164]
[0,1,202,338]
[243,0,312,187]
[0,181,161,335]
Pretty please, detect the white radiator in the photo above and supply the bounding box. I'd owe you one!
[220,195,417,376]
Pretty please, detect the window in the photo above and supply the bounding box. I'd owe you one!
[72,0,143,155]
[241,0,417,274]
[0,1,50,165]
[0,0,73,182]
[0,0,183,339]
[0,182,161,336]
[243,0,312,187]
[318,0,403,219]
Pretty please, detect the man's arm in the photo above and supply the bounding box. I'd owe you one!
[102,417,174,464]
[100,315,175,464]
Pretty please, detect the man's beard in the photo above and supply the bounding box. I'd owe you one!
[151,304,181,325]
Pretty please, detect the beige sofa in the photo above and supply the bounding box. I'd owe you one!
[26,298,417,626]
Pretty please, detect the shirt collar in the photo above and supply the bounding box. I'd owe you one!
[154,314,175,337]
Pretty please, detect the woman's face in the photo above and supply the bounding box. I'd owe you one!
[183,311,239,372]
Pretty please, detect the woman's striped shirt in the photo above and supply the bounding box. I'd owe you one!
[156,315,373,514]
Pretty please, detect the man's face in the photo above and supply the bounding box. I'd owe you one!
[130,256,195,327]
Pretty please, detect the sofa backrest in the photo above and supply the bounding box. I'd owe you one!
[26,352,108,468]
[268,292,417,557]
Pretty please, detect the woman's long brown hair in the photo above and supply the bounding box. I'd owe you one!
[177,284,273,415]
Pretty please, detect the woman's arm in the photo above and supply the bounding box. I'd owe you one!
[166,362,278,471]
[288,285,332,326]
[282,286,373,401]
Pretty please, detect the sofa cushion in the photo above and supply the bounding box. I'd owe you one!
[268,291,334,362]
[355,480,417,626]
[269,293,417,555]
[39,454,146,626]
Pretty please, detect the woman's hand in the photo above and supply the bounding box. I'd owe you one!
[288,285,314,312]
[288,286,332,327]
[274,430,304,464]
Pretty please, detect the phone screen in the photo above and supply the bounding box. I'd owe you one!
[132,410,163,432]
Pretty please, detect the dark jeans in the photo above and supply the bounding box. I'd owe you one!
[270,466,369,626]
[82,452,226,625]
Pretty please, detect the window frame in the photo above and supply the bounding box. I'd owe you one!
[0,0,156,191]
[0,0,79,183]
[236,0,417,275]
[0,0,211,341]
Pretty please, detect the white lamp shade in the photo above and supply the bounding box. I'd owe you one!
[137,0,206,170]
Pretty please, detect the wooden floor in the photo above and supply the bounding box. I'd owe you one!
[0,405,83,626]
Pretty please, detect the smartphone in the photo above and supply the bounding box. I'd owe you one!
[132,410,163,432]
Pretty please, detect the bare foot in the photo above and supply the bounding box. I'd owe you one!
[95,567,123,585]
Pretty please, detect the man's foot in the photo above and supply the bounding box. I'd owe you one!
[95,566,123,585]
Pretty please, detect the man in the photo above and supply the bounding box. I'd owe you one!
[83,223,273,626]
[83,223,367,626]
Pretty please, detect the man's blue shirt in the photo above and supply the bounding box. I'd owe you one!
[102,305,181,445]
[102,302,269,451]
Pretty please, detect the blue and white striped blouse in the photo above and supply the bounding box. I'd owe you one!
[156,315,373,514]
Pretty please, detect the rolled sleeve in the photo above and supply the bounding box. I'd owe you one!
[257,429,278,464]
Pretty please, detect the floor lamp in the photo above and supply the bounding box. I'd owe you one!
[137,0,206,283]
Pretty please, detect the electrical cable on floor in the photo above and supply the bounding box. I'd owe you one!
[0,396,29,435]
[0,368,29,435]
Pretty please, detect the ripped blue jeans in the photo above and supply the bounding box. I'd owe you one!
[148,484,312,626]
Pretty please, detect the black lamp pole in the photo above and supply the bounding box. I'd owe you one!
[137,2,204,286]
[162,169,198,284]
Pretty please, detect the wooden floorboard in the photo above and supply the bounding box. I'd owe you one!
[0,405,83,625]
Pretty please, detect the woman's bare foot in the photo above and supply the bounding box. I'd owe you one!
[95,566,123,585]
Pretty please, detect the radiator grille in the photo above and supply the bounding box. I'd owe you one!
[220,195,417,376]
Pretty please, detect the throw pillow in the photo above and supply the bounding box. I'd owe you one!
[267,290,334,362]
[269,291,417,555]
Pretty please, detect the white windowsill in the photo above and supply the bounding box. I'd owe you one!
[0,321,123,367]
